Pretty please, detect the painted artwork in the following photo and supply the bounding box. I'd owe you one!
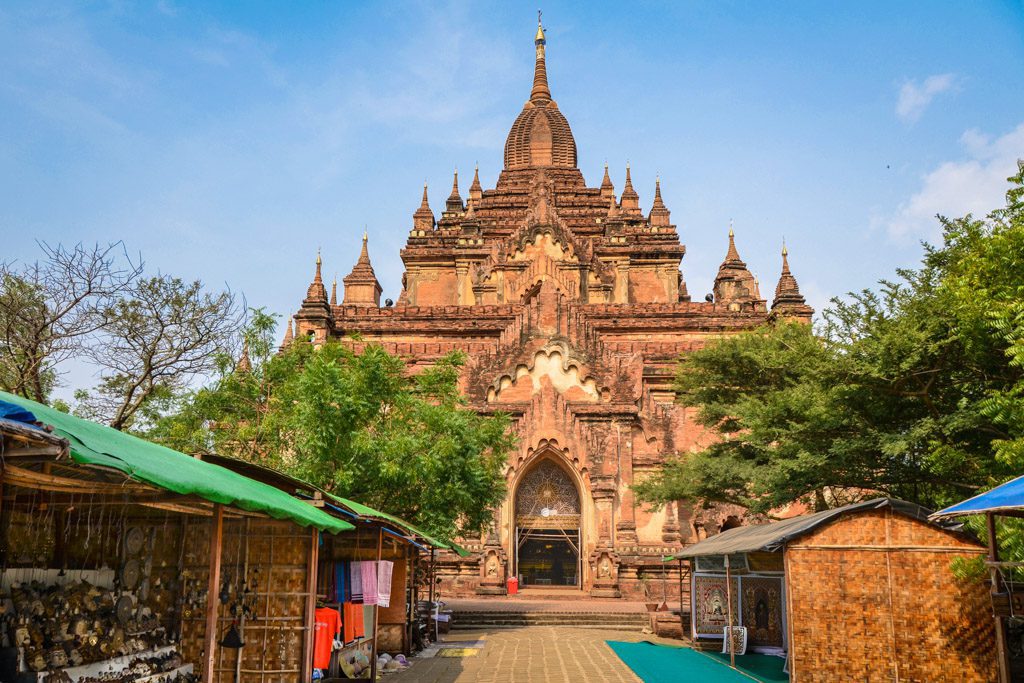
[741,577,784,647]
[694,575,739,636]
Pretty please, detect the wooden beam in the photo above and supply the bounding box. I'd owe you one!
[300,526,319,683]
[2,463,152,495]
[202,504,224,683]
[988,512,1011,683]
[0,420,68,455]
[0,446,66,458]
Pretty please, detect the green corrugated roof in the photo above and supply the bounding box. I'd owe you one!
[328,494,471,556]
[0,391,352,534]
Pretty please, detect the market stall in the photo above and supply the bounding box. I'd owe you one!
[0,393,351,683]
[671,497,997,682]
[198,455,462,681]
[931,475,1024,683]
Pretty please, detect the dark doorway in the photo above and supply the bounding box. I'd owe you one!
[517,530,579,586]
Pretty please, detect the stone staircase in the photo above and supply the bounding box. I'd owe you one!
[450,608,651,631]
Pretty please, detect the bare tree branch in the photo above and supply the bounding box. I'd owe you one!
[0,242,142,401]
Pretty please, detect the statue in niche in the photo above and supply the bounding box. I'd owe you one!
[597,556,612,579]
[528,175,555,225]
[485,554,499,578]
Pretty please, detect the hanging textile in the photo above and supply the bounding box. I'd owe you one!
[334,561,350,603]
[342,602,357,645]
[377,560,394,608]
[353,603,365,639]
[361,560,378,606]
[351,561,364,603]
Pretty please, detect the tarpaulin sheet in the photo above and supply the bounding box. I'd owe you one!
[931,475,1024,519]
[0,391,352,534]
[329,494,471,556]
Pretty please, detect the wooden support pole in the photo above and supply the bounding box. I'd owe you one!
[203,504,224,683]
[369,527,384,682]
[678,558,686,638]
[725,554,735,669]
[988,512,1011,683]
[404,544,413,655]
[300,526,319,682]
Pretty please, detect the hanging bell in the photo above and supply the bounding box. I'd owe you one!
[219,622,244,649]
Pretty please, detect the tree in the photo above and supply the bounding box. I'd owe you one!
[636,163,1024,515]
[151,323,515,539]
[0,242,141,402]
[73,275,240,431]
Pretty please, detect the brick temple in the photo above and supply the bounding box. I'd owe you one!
[285,18,812,599]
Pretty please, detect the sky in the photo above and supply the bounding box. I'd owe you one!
[2,1,1023,398]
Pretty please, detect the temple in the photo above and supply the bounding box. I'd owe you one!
[286,17,812,599]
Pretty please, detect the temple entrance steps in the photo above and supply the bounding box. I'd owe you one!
[446,597,653,631]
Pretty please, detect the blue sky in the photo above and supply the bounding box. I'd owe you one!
[2,1,1023,396]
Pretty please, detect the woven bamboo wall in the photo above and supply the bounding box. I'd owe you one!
[179,518,314,683]
[786,509,996,682]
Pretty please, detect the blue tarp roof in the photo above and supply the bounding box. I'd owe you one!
[931,475,1024,519]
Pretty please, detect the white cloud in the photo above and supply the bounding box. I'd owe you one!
[896,73,956,123]
[887,122,1024,240]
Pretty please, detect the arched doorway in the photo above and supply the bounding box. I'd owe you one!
[514,459,582,588]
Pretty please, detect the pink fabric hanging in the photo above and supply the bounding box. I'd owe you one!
[361,560,378,605]
[377,561,394,608]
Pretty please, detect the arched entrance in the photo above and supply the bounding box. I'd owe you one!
[513,459,582,588]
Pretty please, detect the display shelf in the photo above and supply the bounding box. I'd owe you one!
[32,645,176,683]
[133,662,193,683]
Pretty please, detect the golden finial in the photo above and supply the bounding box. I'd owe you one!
[316,247,321,265]
[363,227,368,241]
[729,219,734,237]
[536,10,545,43]
[782,238,788,257]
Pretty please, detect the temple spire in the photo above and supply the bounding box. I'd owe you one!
[358,230,371,265]
[469,163,483,203]
[771,242,814,322]
[649,175,671,226]
[330,274,338,306]
[725,221,741,262]
[343,232,382,307]
[413,182,435,231]
[600,162,615,199]
[531,13,551,102]
[446,168,464,213]
[619,162,640,214]
[235,338,252,374]
[281,318,294,349]
[713,226,762,310]
[304,249,328,303]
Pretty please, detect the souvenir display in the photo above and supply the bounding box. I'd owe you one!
[1,578,186,680]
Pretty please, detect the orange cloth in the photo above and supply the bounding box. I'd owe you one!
[353,603,366,639]
[342,601,357,644]
[313,607,341,669]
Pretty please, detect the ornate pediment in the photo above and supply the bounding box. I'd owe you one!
[486,344,604,403]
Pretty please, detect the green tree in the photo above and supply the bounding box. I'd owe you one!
[636,163,1024,515]
[152,317,514,539]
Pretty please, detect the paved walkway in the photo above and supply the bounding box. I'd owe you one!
[387,626,682,683]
